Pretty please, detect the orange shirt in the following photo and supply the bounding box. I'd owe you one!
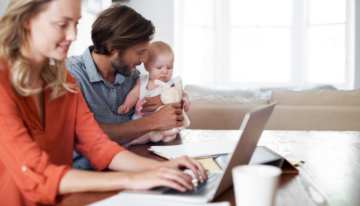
[0,61,126,206]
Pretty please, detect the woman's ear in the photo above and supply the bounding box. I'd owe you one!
[23,19,31,30]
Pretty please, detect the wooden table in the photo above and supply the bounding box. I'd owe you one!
[58,130,360,206]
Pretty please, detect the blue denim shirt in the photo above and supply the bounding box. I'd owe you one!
[67,46,140,170]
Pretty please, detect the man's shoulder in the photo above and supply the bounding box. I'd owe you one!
[66,55,88,82]
[67,55,84,71]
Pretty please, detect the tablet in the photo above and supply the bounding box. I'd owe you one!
[214,146,284,169]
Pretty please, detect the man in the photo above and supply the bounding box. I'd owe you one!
[67,5,183,170]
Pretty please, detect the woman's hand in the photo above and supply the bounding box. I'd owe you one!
[126,156,207,192]
[161,156,207,182]
[126,167,194,192]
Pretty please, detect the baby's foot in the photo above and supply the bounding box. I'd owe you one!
[149,131,164,142]
[160,128,180,136]
[162,134,177,142]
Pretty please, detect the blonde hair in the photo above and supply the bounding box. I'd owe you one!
[0,0,76,99]
[147,41,174,64]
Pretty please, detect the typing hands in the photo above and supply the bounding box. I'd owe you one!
[127,156,207,192]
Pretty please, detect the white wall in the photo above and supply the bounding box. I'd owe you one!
[121,0,174,74]
[121,0,174,46]
[355,0,360,89]
[69,0,174,74]
[68,0,112,57]
[0,0,10,18]
[1,0,358,88]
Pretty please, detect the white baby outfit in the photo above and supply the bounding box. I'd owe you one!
[132,73,174,120]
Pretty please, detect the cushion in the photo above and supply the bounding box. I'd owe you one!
[185,85,257,99]
[270,89,360,106]
[190,93,269,106]
[184,84,274,99]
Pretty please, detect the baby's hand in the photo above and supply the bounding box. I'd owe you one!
[182,97,190,112]
[117,105,129,114]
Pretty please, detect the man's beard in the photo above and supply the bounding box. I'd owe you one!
[110,52,139,77]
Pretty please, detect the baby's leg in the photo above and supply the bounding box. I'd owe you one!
[123,133,150,148]
[148,129,180,143]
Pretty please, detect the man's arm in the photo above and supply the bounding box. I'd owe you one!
[99,103,184,145]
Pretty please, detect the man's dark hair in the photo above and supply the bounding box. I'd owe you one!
[92,4,155,56]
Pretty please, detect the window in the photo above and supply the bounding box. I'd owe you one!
[174,0,353,89]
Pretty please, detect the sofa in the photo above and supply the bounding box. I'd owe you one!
[184,85,360,131]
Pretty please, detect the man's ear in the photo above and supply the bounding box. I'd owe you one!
[108,48,114,54]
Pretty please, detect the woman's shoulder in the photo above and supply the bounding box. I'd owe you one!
[0,60,16,99]
[65,70,78,84]
[0,59,11,84]
[0,59,10,72]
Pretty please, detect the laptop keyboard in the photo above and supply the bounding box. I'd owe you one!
[163,172,222,196]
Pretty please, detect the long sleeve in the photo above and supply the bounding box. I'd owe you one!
[73,83,126,171]
[0,76,71,205]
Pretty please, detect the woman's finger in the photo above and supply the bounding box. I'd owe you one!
[175,156,203,181]
[159,169,193,190]
[156,178,187,192]
[189,158,208,180]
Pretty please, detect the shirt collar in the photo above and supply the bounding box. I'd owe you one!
[83,46,127,86]
[83,46,103,83]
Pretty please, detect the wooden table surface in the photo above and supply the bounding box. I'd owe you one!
[58,130,360,206]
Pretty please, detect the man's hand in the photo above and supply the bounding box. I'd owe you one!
[141,95,163,113]
[148,103,184,131]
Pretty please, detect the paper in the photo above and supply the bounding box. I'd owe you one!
[88,193,230,206]
[288,160,305,166]
[197,158,222,171]
[149,140,237,159]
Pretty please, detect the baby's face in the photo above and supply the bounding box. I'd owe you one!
[147,52,174,82]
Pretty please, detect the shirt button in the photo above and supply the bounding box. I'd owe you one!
[22,166,27,172]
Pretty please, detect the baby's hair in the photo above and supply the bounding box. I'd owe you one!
[147,41,174,63]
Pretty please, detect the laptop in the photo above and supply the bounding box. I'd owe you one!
[122,102,276,203]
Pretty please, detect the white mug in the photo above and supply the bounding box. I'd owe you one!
[232,165,281,206]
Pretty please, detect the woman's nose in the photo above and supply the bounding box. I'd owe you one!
[66,25,77,41]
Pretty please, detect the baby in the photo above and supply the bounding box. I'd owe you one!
[117,41,190,144]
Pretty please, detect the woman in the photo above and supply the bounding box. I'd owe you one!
[0,0,206,205]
